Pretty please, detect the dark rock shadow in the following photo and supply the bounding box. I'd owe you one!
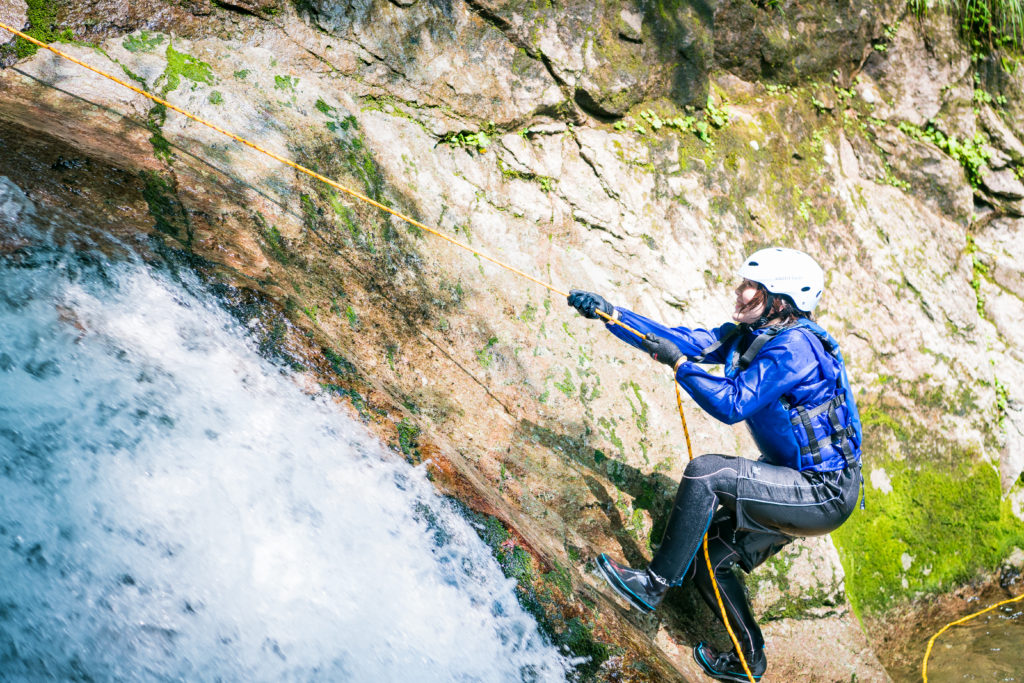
[515,418,732,646]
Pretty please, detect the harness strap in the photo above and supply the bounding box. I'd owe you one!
[735,327,781,371]
[794,406,822,464]
[690,323,744,363]
[797,425,856,455]
[788,392,845,424]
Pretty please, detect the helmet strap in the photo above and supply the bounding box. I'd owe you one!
[755,292,775,328]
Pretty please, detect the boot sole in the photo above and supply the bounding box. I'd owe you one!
[595,553,655,613]
[692,642,764,682]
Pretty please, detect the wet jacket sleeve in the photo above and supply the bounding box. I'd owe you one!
[603,307,733,364]
[674,335,817,425]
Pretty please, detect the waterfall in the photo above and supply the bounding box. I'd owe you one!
[0,177,571,681]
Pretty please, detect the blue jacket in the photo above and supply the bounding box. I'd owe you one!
[606,308,862,472]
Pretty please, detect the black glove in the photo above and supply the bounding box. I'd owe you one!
[568,290,614,320]
[641,333,684,368]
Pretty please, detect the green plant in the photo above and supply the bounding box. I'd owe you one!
[396,418,420,458]
[13,0,73,58]
[911,0,1024,54]
[898,121,992,186]
[345,305,359,329]
[476,336,498,367]
[705,96,730,128]
[994,377,1010,425]
[274,74,299,91]
[640,108,664,131]
[966,233,990,315]
[123,30,165,53]
[159,42,214,95]
[441,129,492,152]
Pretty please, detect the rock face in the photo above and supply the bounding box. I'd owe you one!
[1,1,1023,680]
[0,0,27,45]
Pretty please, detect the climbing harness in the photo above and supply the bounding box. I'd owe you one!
[922,590,1024,681]
[0,22,758,680]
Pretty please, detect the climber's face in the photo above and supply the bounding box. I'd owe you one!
[732,279,765,324]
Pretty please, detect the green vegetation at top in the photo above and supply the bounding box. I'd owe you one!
[911,0,1024,54]
[11,0,73,58]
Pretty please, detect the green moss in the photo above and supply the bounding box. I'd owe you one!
[274,74,299,91]
[475,336,498,368]
[314,98,333,115]
[456,504,611,677]
[322,347,359,379]
[140,170,191,246]
[623,381,649,433]
[159,42,214,95]
[233,69,250,80]
[323,125,386,204]
[597,416,625,455]
[396,418,420,460]
[831,402,1024,615]
[260,223,289,263]
[146,103,173,163]
[553,368,575,397]
[299,193,319,229]
[208,90,224,105]
[344,305,359,330]
[117,62,148,88]
[122,30,165,53]
[14,0,72,58]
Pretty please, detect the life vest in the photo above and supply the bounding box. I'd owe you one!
[695,319,863,473]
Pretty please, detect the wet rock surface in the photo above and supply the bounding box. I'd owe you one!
[1,1,1023,680]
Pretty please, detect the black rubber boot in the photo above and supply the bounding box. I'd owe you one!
[693,641,767,682]
[595,553,669,613]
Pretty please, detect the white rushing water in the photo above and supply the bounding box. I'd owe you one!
[0,177,571,681]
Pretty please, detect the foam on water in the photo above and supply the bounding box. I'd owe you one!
[0,177,571,681]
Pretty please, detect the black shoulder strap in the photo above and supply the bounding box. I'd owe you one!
[689,323,745,363]
[736,327,782,370]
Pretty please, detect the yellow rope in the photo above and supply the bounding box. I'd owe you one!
[4,24,749,680]
[922,591,1024,681]
[675,383,692,465]
[1,23,660,343]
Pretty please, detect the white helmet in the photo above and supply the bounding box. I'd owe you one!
[738,247,824,312]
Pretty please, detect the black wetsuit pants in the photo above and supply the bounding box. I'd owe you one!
[648,454,862,656]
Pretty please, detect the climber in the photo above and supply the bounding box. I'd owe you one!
[568,247,863,683]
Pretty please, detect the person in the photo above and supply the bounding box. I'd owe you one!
[568,247,863,683]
